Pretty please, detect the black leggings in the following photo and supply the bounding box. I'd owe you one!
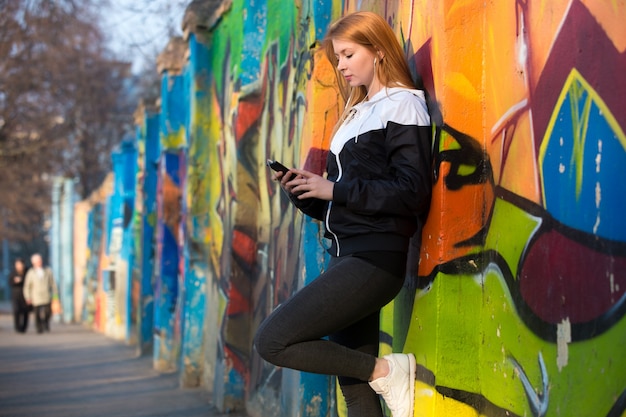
[11,297,29,333]
[254,255,405,416]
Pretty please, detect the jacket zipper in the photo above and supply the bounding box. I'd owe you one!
[326,152,343,256]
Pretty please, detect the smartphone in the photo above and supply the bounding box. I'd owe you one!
[266,159,291,175]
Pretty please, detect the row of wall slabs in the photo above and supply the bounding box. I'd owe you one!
[72,1,626,416]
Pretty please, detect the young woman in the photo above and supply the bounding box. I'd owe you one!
[255,11,432,417]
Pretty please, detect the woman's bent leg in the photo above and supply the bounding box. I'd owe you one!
[254,256,403,382]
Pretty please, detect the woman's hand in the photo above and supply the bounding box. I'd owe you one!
[274,168,334,201]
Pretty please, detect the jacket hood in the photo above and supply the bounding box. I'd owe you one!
[345,87,425,125]
[338,86,426,145]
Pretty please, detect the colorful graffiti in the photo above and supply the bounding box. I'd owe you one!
[403,0,626,416]
[182,1,346,413]
[134,104,160,355]
[66,0,625,416]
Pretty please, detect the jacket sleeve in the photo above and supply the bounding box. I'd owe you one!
[287,191,327,221]
[333,121,432,218]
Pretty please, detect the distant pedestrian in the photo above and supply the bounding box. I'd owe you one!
[23,253,58,334]
[8,258,29,333]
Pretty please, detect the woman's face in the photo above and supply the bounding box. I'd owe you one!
[332,38,380,95]
[15,260,24,272]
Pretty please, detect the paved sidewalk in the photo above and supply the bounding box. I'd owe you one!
[0,301,247,417]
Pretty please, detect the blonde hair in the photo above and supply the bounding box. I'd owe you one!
[323,11,415,122]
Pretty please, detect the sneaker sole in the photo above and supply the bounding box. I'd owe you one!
[408,353,416,417]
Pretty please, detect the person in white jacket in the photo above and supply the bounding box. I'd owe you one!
[23,253,58,333]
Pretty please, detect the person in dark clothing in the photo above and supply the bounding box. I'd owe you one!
[8,258,29,333]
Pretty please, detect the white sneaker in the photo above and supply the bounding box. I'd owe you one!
[368,353,416,417]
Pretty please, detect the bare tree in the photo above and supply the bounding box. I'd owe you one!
[0,0,135,242]
[102,0,188,73]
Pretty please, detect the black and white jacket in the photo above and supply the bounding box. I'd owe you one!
[293,87,432,257]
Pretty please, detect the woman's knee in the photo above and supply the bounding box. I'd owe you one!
[253,327,269,360]
[253,319,283,364]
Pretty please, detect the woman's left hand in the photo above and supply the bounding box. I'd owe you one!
[286,169,334,201]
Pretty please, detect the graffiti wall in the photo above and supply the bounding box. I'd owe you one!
[405,1,626,416]
[75,174,111,330]
[132,101,160,355]
[67,0,625,416]
[154,48,187,371]
[185,1,624,416]
[179,1,341,413]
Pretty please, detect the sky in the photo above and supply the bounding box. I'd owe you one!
[101,0,187,73]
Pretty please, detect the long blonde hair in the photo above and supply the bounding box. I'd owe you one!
[323,11,416,121]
